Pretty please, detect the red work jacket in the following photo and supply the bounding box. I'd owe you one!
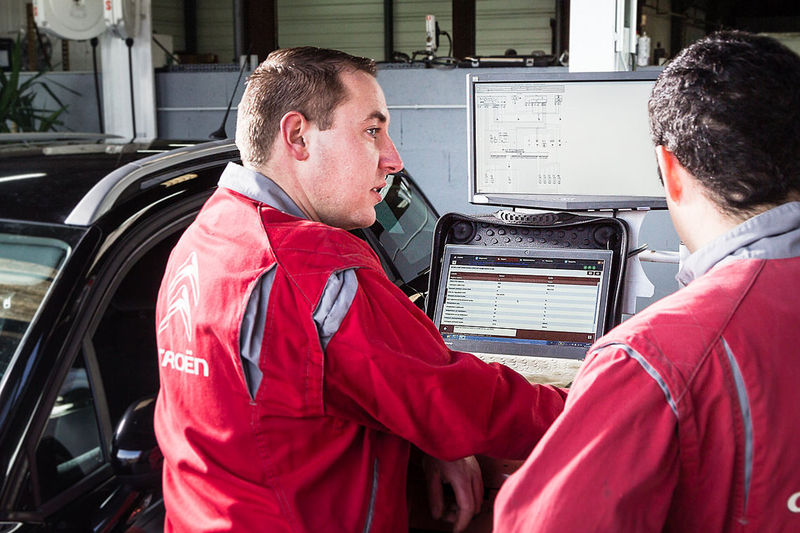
[494,257,800,531]
[154,186,566,532]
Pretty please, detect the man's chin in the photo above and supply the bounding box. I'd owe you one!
[336,211,376,231]
[352,215,377,230]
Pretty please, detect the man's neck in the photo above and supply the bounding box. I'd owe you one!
[677,192,747,254]
[682,197,795,253]
[246,161,318,223]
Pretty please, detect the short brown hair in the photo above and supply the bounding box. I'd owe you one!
[235,47,377,167]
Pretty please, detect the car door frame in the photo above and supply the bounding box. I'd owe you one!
[0,187,215,530]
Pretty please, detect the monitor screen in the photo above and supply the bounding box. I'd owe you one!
[467,71,665,210]
[433,245,613,362]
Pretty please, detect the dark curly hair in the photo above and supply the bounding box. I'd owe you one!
[649,30,800,216]
[235,47,376,167]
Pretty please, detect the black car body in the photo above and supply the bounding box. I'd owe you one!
[0,137,437,531]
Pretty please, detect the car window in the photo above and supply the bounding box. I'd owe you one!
[35,356,103,503]
[373,172,437,286]
[91,233,176,426]
[17,206,197,515]
[0,233,70,379]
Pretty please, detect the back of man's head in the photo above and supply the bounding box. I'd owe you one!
[649,30,800,217]
[235,47,377,168]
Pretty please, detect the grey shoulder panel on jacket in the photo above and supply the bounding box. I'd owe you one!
[239,267,359,398]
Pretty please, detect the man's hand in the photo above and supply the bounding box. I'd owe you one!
[422,455,484,532]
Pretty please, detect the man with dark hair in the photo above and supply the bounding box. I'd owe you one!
[155,47,567,532]
[493,30,800,531]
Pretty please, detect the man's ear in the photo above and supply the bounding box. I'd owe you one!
[655,145,684,204]
[279,111,310,161]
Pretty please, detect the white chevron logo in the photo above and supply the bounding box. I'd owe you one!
[158,252,200,342]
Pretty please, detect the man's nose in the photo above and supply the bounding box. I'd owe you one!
[380,136,403,174]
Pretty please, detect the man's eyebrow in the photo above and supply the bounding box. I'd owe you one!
[366,111,388,123]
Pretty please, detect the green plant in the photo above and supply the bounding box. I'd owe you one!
[0,38,77,133]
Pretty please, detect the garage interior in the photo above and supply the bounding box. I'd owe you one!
[2,1,800,531]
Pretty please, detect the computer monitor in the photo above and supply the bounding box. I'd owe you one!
[432,245,613,361]
[467,71,665,210]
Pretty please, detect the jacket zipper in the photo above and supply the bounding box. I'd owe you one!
[362,458,379,533]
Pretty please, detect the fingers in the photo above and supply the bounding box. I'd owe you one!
[431,456,483,532]
[424,457,444,519]
[449,472,477,532]
[471,463,484,512]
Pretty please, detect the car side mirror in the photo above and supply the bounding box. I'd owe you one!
[111,396,163,489]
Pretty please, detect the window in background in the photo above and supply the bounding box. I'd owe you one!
[393,0,452,59]
[278,0,385,61]
[152,0,186,54]
[197,0,235,62]
[475,0,554,57]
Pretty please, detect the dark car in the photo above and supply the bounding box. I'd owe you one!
[0,136,437,531]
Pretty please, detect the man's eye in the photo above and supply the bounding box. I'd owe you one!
[366,128,379,138]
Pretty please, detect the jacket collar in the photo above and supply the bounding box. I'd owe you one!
[218,162,308,220]
[677,201,800,286]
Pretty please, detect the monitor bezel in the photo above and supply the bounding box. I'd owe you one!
[433,244,614,360]
[466,70,666,211]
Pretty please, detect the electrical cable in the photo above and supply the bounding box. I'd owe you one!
[627,243,649,258]
[126,37,136,143]
[411,29,457,68]
[409,50,457,69]
[411,50,427,62]
[441,30,452,58]
[90,37,104,134]
[152,35,181,65]
[429,56,458,69]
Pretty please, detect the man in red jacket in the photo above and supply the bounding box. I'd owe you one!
[154,47,567,532]
[494,31,800,532]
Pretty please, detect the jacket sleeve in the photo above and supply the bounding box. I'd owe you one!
[321,267,568,461]
[493,344,679,531]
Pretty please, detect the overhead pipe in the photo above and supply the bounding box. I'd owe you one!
[384,0,394,61]
[233,0,245,60]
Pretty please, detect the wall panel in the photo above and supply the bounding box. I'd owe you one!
[278,0,385,60]
[152,0,186,52]
[197,0,235,61]
[476,0,554,56]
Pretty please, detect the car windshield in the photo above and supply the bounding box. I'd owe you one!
[0,231,71,378]
[374,171,438,285]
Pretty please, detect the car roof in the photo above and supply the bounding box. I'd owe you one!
[0,137,237,226]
